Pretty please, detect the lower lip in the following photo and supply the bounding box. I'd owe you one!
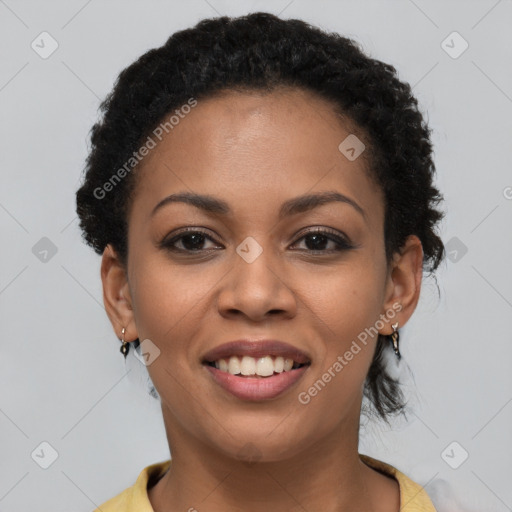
[204,364,309,401]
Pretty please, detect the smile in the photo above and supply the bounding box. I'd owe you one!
[201,339,312,401]
[203,357,311,401]
[204,355,309,378]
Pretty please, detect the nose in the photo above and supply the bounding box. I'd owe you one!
[216,241,298,322]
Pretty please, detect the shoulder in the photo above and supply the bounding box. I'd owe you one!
[360,454,438,511]
[93,459,171,512]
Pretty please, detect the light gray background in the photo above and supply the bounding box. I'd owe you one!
[1,0,511,511]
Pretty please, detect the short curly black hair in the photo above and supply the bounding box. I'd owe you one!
[76,12,445,422]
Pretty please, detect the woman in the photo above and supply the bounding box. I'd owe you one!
[76,12,444,511]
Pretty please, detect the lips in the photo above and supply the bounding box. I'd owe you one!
[201,339,311,401]
[201,339,311,366]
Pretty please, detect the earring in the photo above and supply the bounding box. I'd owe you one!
[120,327,130,358]
[390,322,401,360]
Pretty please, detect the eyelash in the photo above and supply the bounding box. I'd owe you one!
[160,227,354,255]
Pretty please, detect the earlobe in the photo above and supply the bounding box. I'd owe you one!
[100,244,137,341]
[380,235,423,335]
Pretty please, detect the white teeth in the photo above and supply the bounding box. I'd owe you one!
[228,356,241,375]
[256,356,274,377]
[240,355,256,375]
[212,355,303,377]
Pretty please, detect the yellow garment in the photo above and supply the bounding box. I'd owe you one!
[94,454,437,511]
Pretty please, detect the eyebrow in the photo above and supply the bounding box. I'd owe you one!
[151,190,367,221]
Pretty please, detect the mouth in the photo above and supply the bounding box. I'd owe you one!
[203,355,311,378]
[201,339,312,377]
[201,340,311,400]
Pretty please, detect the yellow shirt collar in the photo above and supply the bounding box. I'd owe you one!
[96,454,437,511]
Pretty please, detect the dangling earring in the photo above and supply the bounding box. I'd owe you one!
[390,322,401,360]
[120,327,130,358]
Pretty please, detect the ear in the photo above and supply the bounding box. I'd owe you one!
[101,244,138,343]
[379,234,423,336]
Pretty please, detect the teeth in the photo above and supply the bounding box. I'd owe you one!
[213,356,301,377]
[256,356,274,377]
[240,356,256,375]
[228,356,241,375]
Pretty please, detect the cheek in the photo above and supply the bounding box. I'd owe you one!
[303,263,384,345]
[297,265,383,409]
[129,262,213,420]
[130,258,212,341]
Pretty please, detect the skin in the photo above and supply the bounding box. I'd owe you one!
[101,87,423,512]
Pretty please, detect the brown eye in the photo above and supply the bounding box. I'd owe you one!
[291,228,353,253]
[161,229,222,253]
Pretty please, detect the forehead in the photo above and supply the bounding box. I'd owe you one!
[129,87,383,225]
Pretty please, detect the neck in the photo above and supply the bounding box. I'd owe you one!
[148,406,395,512]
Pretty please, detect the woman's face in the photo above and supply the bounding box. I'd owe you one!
[103,87,421,461]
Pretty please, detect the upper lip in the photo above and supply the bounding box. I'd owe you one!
[201,340,311,365]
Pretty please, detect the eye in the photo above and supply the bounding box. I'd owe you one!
[160,227,354,255]
[290,228,353,253]
[160,228,222,253]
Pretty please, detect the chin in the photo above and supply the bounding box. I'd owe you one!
[206,426,312,464]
